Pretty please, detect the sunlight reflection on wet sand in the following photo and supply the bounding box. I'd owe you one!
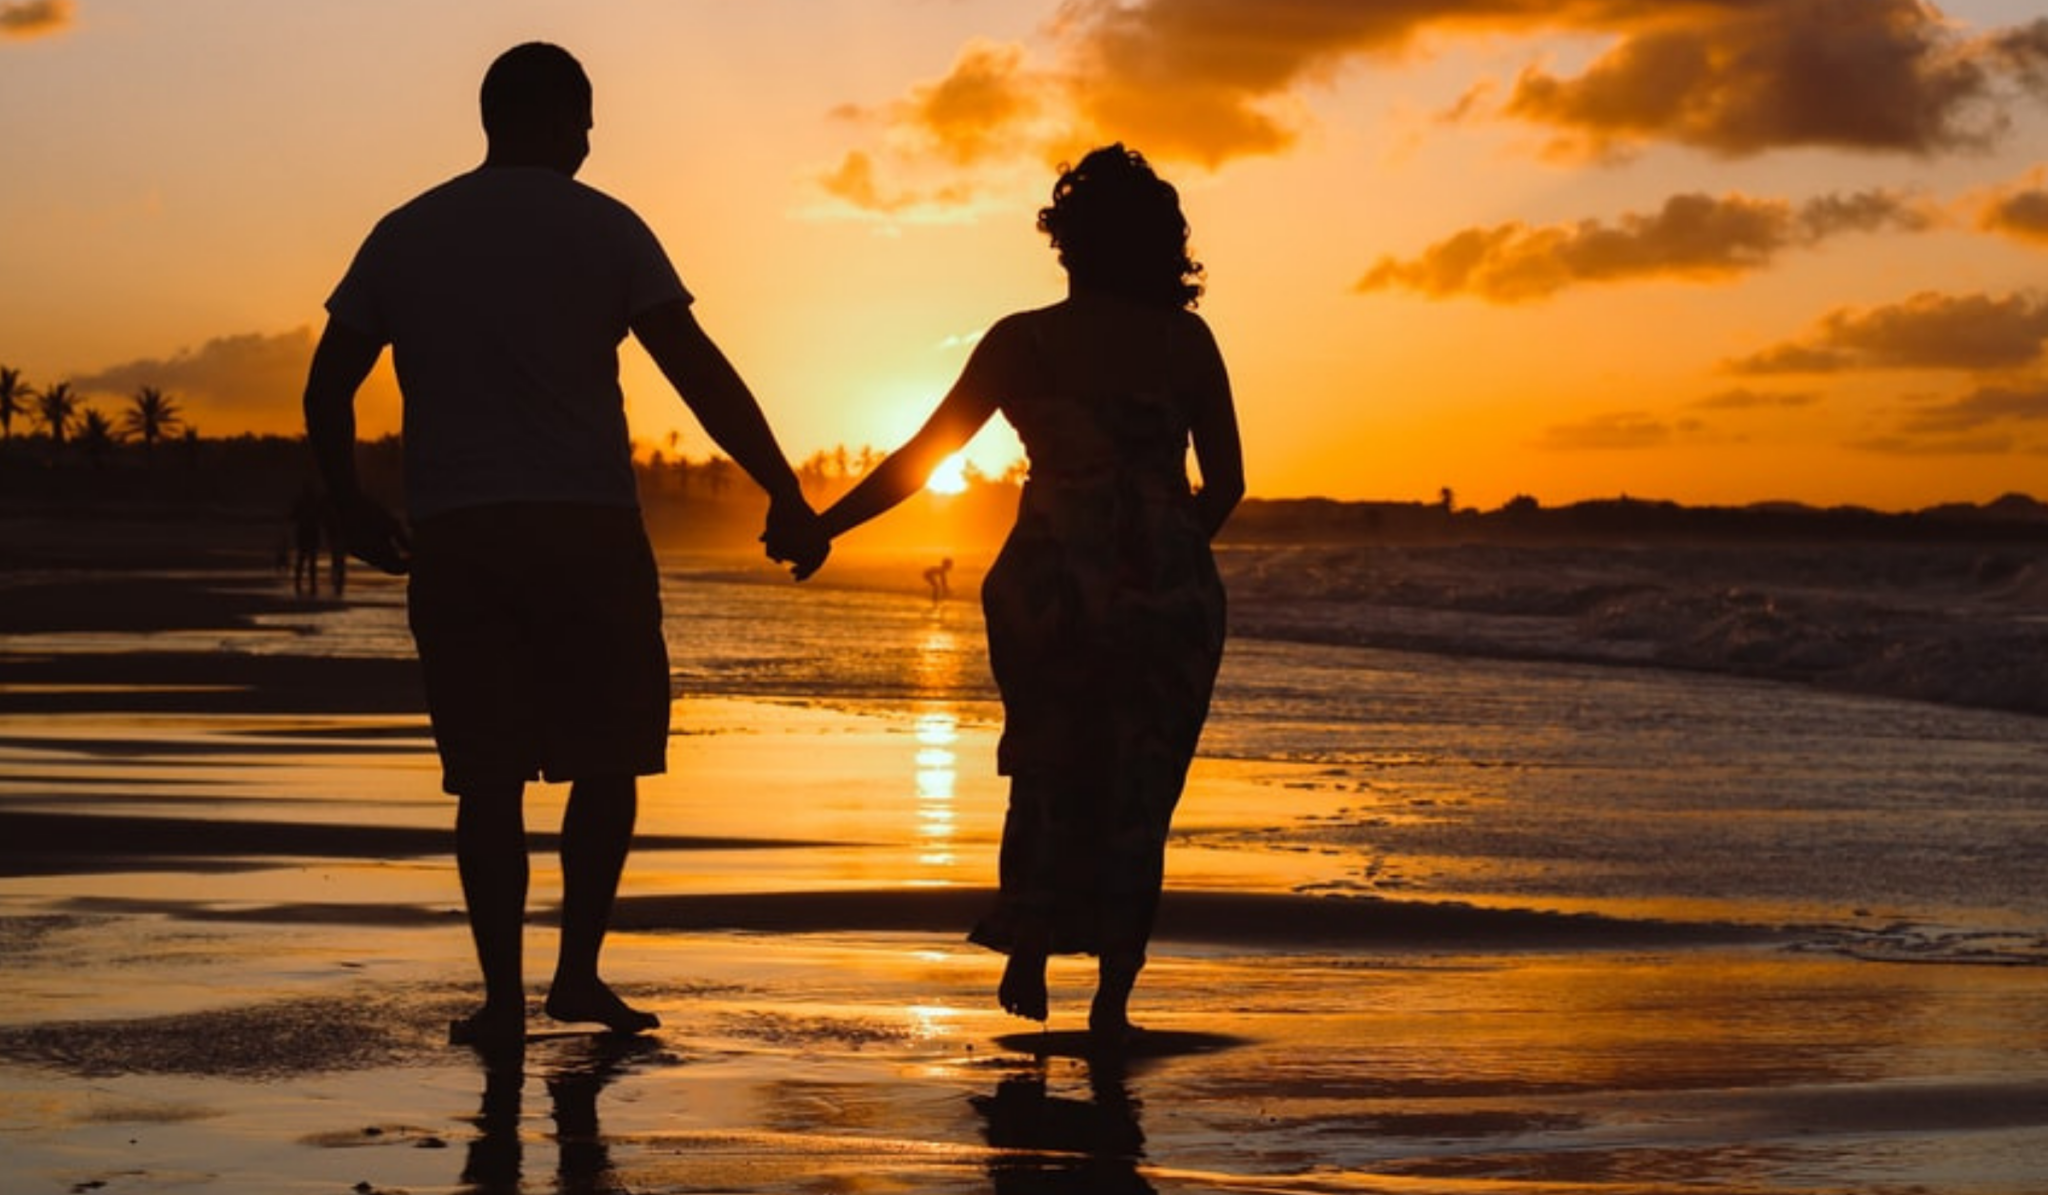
[4,683,2048,1191]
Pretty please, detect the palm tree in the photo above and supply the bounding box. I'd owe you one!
[35,381,78,447]
[0,366,25,442]
[121,385,184,460]
[75,407,116,468]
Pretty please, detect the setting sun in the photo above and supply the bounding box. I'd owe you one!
[925,451,970,495]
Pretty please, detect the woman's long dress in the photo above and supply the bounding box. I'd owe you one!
[968,332,1227,964]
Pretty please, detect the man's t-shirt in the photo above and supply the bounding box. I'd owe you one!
[326,167,690,520]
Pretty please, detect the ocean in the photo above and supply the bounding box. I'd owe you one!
[7,543,2048,1192]
[647,550,2048,958]
[215,542,2048,957]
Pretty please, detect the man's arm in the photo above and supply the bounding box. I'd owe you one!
[302,318,411,574]
[630,298,826,577]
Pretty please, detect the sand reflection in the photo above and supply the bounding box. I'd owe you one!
[976,1055,1151,1194]
[915,710,960,870]
[461,1034,666,1195]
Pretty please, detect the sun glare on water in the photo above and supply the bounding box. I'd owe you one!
[926,452,969,495]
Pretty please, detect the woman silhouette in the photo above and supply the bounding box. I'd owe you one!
[807,145,1244,1043]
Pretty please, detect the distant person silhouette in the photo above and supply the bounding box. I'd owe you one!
[324,495,349,598]
[924,555,954,603]
[777,145,1244,1044]
[289,484,324,597]
[304,41,827,1051]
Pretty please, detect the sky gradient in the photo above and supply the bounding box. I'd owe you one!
[3,0,2046,510]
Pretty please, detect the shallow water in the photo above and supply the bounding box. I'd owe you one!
[4,922,2045,1195]
[6,557,2048,1193]
[211,553,2048,952]
[649,559,2048,949]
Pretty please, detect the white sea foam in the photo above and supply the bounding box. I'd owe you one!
[1215,542,2048,716]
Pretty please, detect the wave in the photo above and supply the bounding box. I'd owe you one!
[1217,542,2048,717]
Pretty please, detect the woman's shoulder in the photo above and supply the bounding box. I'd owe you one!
[987,303,1064,335]
[975,305,1066,361]
[985,298,1216,360]
[1164,303,1215,337]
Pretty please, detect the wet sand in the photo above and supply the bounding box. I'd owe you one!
[4,560,2048,1192]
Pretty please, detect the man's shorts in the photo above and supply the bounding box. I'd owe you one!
[407,503,670,795]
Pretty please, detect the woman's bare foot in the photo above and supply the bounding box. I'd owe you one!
[1087,1006,1145,1052]
[998,950,1049,1022]
[544,979,660,1035]
[1089,955,1141,1048]
[994,916,1051,1023]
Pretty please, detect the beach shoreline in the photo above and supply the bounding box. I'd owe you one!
[4,526,2048,1192]
[11,498,2048,719]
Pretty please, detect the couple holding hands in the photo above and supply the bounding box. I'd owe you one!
[304,42,1243,1053]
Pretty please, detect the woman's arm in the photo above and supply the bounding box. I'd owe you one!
[819,327,1008,540]
[1184,316,1245,539]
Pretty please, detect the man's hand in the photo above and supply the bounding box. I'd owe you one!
[762,494,830,581]
[333,491,412,575]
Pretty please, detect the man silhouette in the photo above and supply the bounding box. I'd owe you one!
[304,41,826,1049]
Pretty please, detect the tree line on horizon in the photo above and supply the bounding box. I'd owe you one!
[0,364,191,467]
[0,360,1033,509]
[0,362,1029,539]
[12,362,2043,545]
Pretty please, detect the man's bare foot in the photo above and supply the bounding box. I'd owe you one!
[998,951,1049,1023]
[449,1003,527,1051]
[544,979,660,1035]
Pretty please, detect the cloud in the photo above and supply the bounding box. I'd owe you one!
[816,150,977,215]
[70,327,401,436]
[1985,17,2048,91]
[1533,386,1825,453]
[817,0,1546,211]
[1848,431,2018,456]
[1357,189,1931,303]
[818,2,2048,213]
[1688,387,1820,411]
[834,39,1049,170]
[0,0,71,40]
[816,39,1065,216]
[1976,167,2048,245]
[1045,0,2036,166]
[1045,0,1433,168]
[1982,187,2048,242]
[1728,291,2048,375]
[1534,411,1681,451]
[1505,1,2047,159]
[1849,374,2048,455]
[1897,380,2048,435]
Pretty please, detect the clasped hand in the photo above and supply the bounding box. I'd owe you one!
[762,496,830,581]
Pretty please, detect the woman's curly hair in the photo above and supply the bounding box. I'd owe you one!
[1037,145,1204,310]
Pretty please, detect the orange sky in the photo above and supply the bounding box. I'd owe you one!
[3,0,2046,510]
